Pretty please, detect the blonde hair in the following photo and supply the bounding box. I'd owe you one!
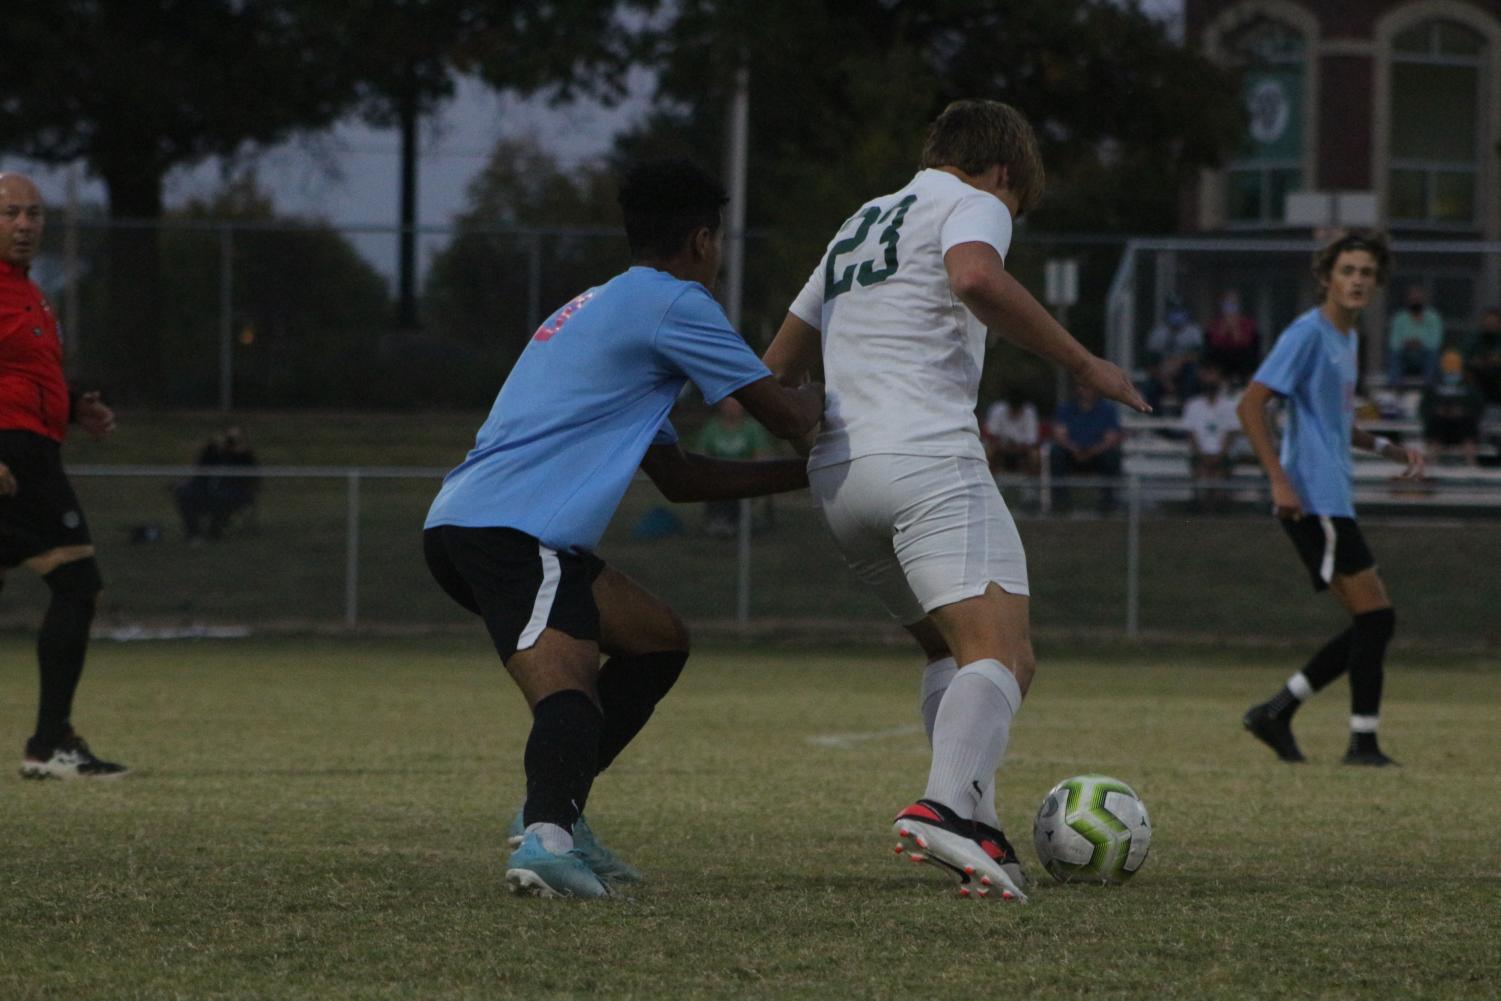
[920,100,1045,216]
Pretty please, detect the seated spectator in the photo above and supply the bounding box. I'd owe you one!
[1387,284,1443,386]
[1420,349,1484,466]
[173,425,260,542]
[1464,306,1501,405]
[982,389,1041,477]
[1203,289,1259,383]
[695,397,774,536]
[1141,296,1202,412]
[1050,383,1124,514]
[1180,363,1241,511]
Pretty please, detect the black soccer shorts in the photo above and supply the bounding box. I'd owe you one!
[0,430,94,569]
[423,525,606,661]
[1281,515,1375,592]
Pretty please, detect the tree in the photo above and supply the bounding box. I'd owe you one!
[424,137,623,373]
[626,0,1243,349]
[0,0,653,400]
[339,0,653,330]
[0,1,365,401]
[160,177,394,407]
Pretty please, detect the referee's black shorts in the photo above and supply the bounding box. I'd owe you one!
[0,429,94,569]
[423,525,606,662]
[1281,514,1375,592]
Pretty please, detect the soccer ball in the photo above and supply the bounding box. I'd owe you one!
[1032,774,1151,885]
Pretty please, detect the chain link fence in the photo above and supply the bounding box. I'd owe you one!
[0,466,1494,648]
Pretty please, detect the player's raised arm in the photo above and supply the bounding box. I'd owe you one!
[639,440,809,503]
[1236,380,1303,519]
[944,242,1150,413]
[731,374,824,441]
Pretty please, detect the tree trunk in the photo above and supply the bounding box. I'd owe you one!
[98,161,166,404]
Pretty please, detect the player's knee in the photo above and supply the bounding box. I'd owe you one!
[43,557,102,605]
[1007,649,1037,693]
[659,607,691,654]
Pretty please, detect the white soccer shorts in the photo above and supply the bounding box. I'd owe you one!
[808,453,1029,625]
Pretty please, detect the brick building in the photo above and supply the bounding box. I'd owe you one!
[1178,0,1501,350]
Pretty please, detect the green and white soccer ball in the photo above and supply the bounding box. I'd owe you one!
[1032,774,1151,885]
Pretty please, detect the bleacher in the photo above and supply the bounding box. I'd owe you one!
[1118,411,1501,509]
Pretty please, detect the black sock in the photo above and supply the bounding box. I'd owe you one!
[1348,608,1395,719]
[34,566,99,748]
[1303,626,1355,691]
[1349,731,1381,755]
[595,650,688,772]
[521,690,602,832]
[1264,628,1352,718]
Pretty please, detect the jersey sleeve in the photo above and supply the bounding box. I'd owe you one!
[787,265,824,330]
[939,192,1013,262]
[653,417,679,446]
[656,286,772,406]
[1253,324,1317,397]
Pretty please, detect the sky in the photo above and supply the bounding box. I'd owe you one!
[6,1,1183,285]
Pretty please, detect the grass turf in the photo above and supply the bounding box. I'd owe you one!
[2,635,1498,1000]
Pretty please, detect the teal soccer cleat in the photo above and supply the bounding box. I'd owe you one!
[505,832,611,899]
[505,809,644,885]
[572,815,644,885]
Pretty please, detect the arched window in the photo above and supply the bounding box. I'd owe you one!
[1388,19,1485,227]
[1225,18,1307,225]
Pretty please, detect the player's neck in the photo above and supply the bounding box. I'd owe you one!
[1319,300,1359,333]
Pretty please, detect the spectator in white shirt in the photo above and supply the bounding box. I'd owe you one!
[1180,362,1240,511]
[982,389,1041,476]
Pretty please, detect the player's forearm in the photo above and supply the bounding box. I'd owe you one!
[1237,397,1288,484]
[959,269,1093,375]
[734,378,824,440]
[1352,426,1410,465]
[661,455,809,502]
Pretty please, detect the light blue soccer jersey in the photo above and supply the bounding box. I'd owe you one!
[425,266,772,551]
[1251,307,1358,517]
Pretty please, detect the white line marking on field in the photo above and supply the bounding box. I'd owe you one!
[807,723,926,749]
[101,625,253,641]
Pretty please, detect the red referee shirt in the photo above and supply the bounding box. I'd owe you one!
[0,259,71,442]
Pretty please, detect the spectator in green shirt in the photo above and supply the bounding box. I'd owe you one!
[1387,284,1444,385]
[695,397,776,535]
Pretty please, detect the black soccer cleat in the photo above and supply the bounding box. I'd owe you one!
[1242,702,1306,763]
[1342,748,1399,767]
[20,732,130,780]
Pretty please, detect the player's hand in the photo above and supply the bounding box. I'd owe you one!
[75,391,116,441]
[0,461,16,497]
[1071,356,1151,413]
[1394,445,1426,480]
[1270,478,1303,520]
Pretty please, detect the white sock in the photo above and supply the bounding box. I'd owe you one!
[920,657,1003,829]
[1350,714,1379,733]
[919,657,958,739]
[526,822,573,854]
[1287,672,1314,700]
[923,659,1022,821]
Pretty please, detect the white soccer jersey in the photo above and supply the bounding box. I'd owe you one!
[788,169,1013,470]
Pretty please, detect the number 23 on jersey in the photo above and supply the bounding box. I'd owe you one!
[824,194,917,301]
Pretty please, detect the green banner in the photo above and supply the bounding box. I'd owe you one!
[1240,66,1303,161]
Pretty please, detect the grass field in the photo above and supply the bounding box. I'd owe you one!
[3,634,1498,1000]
